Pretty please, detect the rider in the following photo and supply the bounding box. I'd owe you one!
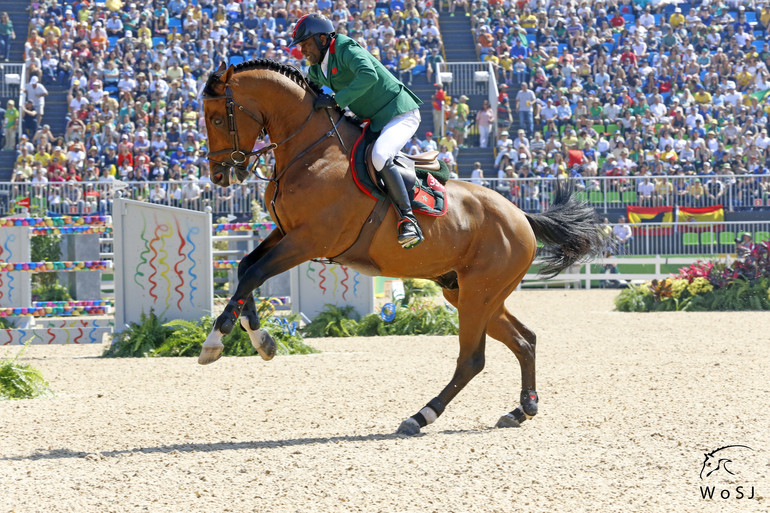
[291,13,425,249]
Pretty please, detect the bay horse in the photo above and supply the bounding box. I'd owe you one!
[198,60,606,435]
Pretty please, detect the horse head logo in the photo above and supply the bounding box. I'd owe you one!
[700,445,753,480]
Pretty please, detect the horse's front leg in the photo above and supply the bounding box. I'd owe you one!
[199,229,282,364]
[198,231,311,364]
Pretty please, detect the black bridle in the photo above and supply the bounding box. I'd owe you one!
[202,78,347,234]
[202,84,346,179]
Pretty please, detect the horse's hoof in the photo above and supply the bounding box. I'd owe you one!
[396,418,421,436]
[241,318,276,361]
[198,329,225,365]
[496,413,523,428]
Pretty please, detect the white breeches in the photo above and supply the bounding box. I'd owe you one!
[371,108,421,171]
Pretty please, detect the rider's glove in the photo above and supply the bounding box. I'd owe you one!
[313,93,337,110]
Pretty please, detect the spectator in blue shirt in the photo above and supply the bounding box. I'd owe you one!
[510,38,528,59]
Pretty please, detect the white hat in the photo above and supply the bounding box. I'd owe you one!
[29,75,39,84]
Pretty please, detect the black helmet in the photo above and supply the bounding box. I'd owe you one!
[290,13,335,46]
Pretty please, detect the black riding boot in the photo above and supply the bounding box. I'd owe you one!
[380,159,424,249]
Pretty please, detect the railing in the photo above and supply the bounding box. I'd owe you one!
[474,174,770,214]
[0,63,23,98]
[436,61,499,140]
[0,179,267,219]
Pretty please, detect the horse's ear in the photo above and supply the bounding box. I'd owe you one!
[215,61,227,74]
[221,65,235,84]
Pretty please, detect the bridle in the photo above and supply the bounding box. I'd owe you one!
[202,73,347,234]
[202,84,346,181]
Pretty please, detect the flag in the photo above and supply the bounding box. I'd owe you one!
[626,206,673,224]
[677,205,724,232]
[16,197,30,209]
[627,206,673,235]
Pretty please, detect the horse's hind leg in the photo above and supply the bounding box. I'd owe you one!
[486,306,539,428]
[397,287,490,436]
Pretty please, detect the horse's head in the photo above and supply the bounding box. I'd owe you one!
[202,62,265,187]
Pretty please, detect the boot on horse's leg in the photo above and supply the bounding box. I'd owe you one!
[199,299,244,365]
[239,296,276,361]
[380,159,424,249]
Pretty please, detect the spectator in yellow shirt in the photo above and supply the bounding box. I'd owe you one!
[669,7,685,28]
[693,88,712,104]
[520,9,538,30]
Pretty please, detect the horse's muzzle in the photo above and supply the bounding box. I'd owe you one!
[210,161,250,187]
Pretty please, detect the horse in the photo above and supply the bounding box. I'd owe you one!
[198,59,607,435]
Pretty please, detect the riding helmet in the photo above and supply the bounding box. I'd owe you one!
[290,13,335,46]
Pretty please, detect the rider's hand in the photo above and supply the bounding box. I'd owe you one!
[313,93,337,110]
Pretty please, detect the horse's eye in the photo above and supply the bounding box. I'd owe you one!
[213,118,223,126]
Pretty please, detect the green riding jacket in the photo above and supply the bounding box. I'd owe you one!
[306,34,422,132]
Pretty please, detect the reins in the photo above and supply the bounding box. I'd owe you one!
[203,69,349,235]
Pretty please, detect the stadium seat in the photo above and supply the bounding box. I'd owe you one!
[746,11,758,25]
[228,55,245,66]
[526,34,537,45]
[168,17,182,30]
[683,233,699,246]
[752,40,764,53]
[588,191,603,203]
[592,124,605,135]
[152,36,165,48]
[605,191,620,203]
[754,231,770,243]
[719,231,736,246]
[602,42,614,54]
[700,232,717,245]
[108,36,118,50]
[622,191,637,204]
[605,123,619,135]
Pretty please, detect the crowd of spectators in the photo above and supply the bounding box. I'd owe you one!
[7,0,442,215]
[467,0,770,211]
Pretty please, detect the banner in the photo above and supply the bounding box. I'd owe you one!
[626,206,673,224]
[677,205,725,232]
[626,206,673,235]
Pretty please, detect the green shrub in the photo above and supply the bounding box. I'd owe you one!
[106,309,316,357]
[401,279,442,305]
[103,309,174,357]
[302,299,459,337]
[0,346,52,400]
[31,282,72,302]
[301,304,360,337]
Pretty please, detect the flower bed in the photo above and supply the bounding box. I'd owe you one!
[615,242,770,312]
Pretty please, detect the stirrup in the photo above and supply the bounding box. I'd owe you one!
[397,217,423,249]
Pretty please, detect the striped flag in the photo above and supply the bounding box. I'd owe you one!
[677,205,724,232]
[626,206,673,224]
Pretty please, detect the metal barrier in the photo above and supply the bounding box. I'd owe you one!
[469,174,770,214]
[437,61,499,141]
[0,179,266,219]
[0,63,23,98]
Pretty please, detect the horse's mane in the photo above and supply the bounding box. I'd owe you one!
[204,58,322,97]
[203,58,358,123]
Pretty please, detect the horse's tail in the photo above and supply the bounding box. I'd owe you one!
[523,180,610,278]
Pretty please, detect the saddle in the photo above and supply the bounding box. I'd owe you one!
[350,125,449,217]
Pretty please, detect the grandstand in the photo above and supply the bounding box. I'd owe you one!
[1,0,770,231]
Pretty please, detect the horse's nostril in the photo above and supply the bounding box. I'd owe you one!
[214,172,224,182]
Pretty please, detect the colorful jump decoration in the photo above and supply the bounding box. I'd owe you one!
[213,260,241,269]
[0,261,113,273]
[0,304,113,317]
[29,226,113,235]
[0,215,112,228]
[212,222,276,232]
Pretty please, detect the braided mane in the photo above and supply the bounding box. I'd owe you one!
[203,58,359,122]
[203,58,323,97]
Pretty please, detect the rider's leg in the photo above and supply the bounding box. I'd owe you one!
[371,109,424,249]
